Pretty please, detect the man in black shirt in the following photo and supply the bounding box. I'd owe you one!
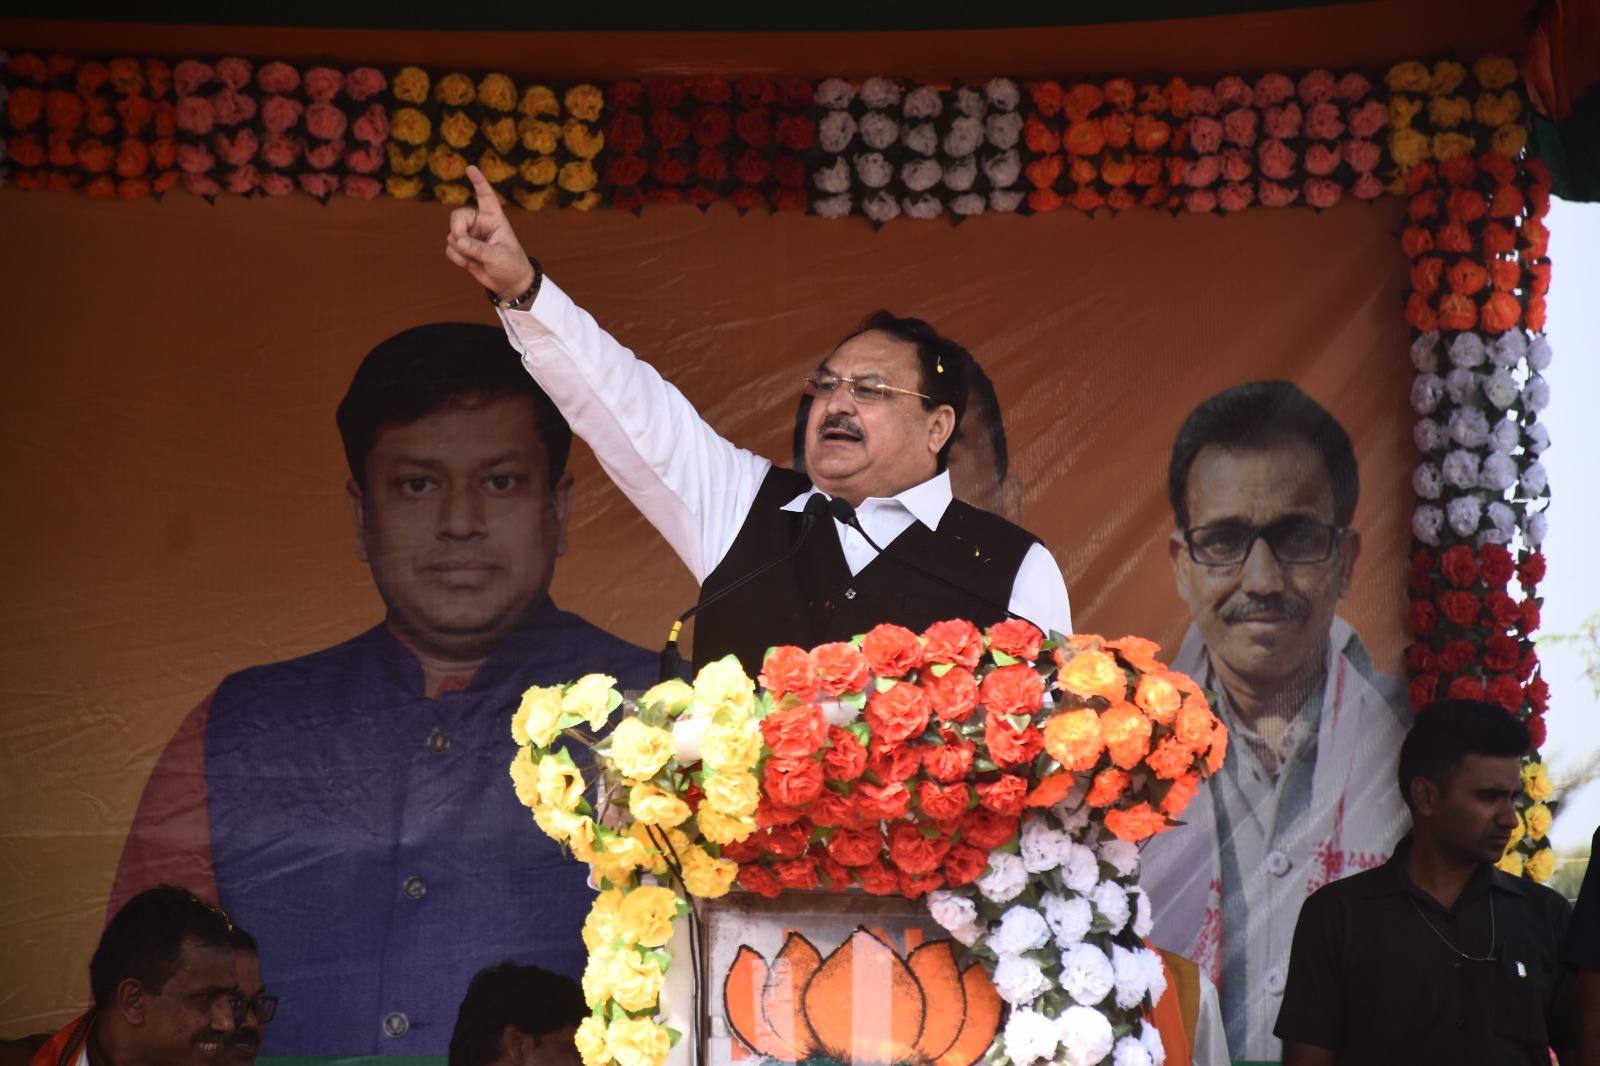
[1274,699,1575,1065]
[1562,824,1600,1066]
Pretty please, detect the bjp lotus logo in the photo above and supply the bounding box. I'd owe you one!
[724,928,1001,1066]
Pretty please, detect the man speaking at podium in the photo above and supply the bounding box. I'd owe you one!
[445,167,1070,667]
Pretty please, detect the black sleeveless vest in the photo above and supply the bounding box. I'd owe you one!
[692,467,1040,672]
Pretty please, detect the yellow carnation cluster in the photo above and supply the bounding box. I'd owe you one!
[1384,55,1529,191]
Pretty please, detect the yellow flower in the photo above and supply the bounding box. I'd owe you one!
[520,117,561,154]
[1477,90,1523,128]
[606,1017,672,1066]
[435,72,476,106]
[604,949,666,1012]
[537,756,586,812]
[640,679,693,715]
[563,118,605,159]
[610,717,675,781]
[509,749,539,807]
[520,84,559,117]
[515,185,556,211]
[701,719,762,772]
[583,889,625,951]
[629,783,691,827]
[483,116,519,156]
[1386,61,1431,94]
[558,161,598,194]
[385,175,423,200]
[1521,760,1553,802]
[1507,810,1526,850]
[478,72,518,112]
[440,110,478,150]
[1429,61,1467,97]
[1427,96,1472,130]
[693,657,756,719]
[1388,95,1423,129]
[625,822,671,878]
[564,674,620,731]
[1431,132,1475,162]
[1497,849,1525,877]
[521,157,558,186]
[701,768,760,819]
[517,685,565,747]
[695,807,755,845]
[1525,845,1556,883]
[680,846,738,898]
[389,107,432,146]
[428,145,468,182]
[535,807,597,859]
[618,884,682,947]
[1389,127,1430,169]
[590,830,651,887]
[392,66,430,105]
[581,945,618,1006]
[575,1015,609,1066]
[478,148,517,185]
[1474,55,1519,90]
[571,191,601,212]
[386,143,429,176]
[435,183,471,206]
[1524,803,1552,841]
[1492,124,1528,157]
[565,84,605,122]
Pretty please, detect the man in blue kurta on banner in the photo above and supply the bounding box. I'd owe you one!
[112,324,656,1056]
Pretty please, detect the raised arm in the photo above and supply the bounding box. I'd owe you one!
[443,166,538,303]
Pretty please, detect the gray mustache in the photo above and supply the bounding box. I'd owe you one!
[1220,595,1311,624]
[819,414,863,438]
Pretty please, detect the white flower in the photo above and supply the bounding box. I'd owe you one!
[1060,942,1115,1005]
[948,920,987,946]
[952,86,985,117]
[1114,1034,1155,1066]
[944,115,983,157]
[1129,885,1154,937]
[860,76,902,109]
[1043,891,1093,947]
[1523,511,1548,546]
[861,190,901,223]
[1098,837,1140,877]
[902,158,942,192]
[1412,462,1443,499]
[902,121,938,156]
[1490,418,1520,454]
[986,77,1021,111]
[1439,445,1478,487]
[1410,331,1440,372]
[1520,461,1549,496]
[1478,453,1516,491]
[1483,368,1519,410]
[1413,504,1444,544]
[978,851,1029,902]
[813,157,852,194]
[1062,842,1100,894]
[927,888,978,933]
[1527,335,1553,371]
[1523,375,1550,413]
[1447,495,1483,537]
[1484,502,1516,543]
[819,111,857,153]
[1413,418,1446,453]
[1091,880,1131,933]
[1526,422,1551,455]
[992,904,1052,954]
[1445,367,1483,406]
[1056,1005,1115,1066]
[950,192,986,216]
[1138,1018,1168,1065]
[815,78,855,109]
[904,85,943,119]
[1003,1008,1060,1066]
[812,194,853,219]
[1448,407,1491,448]
[993,952,1052,1005]
[985,150,1021,188]
[1020,817,1073,873]
[990,188,1024,212]
[1111,944,1151,1008]
[986,111,1023,149]
[1447,331,1486,368]
[859,111,900,150]
[1411,373,1444,414]
[855,152,893,188]
[943,156,977,191]
[1490,329,1527,368]
[1141,945,1168,1005]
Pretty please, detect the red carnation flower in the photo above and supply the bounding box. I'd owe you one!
[1478,544,1515,586]
[738,862,782,898]
[1517,552,1547,589]
[960,807,1019,850]
[1439,545,1479,587]
[887,823,951,875]
[975,775,1030,817]
[915,779,972,821]
[942,843,990,886]
[922,739,975,782]
[866,744,921,783]
[1408,673,1438,711]
[1437,591,1483,628]
[822,726,868,781]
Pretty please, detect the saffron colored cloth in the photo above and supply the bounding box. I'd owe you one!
[112,600,655,1056]
[1137,617,1412,1061]
[1274,834,1577,1065]
[495,277,1072,636]
[29,1013,91,1066]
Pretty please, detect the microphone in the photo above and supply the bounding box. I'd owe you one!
[659,492,831,682]
[825,497,1038,629]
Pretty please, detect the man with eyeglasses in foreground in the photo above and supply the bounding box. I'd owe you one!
[1138,380,1413,1063]
[220,928,275,1066]
[444,167,1069,669]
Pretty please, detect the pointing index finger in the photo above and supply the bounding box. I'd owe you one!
[466,165,504,218]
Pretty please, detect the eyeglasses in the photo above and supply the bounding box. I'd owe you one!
[231,995,279,1025]
[1182,518,1345,568]
[804,370,929,404]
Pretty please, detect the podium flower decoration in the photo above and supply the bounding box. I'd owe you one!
[511,618,1225,1066]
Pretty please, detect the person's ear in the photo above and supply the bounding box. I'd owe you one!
[347,479,370,564]
[928,405,956,458]
[1410,775,1441,819]
[1335,528,1361,597]
[115,978,147,1026]
[502,1025,534,1066]
[549,471,575,559]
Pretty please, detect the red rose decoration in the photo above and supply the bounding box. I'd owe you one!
[1408,600,1439,637]
[734,107,773,147]
[1481,222,1517,256]
[1482,634,1520,673]
[922,620,984,668]
[866,744,921,783]
[1517,650,1539,682]
[761,703,829,758]
[1446,675,1486,702]
[1528,675,1550,713]
[1408,673,1438,711]
[897,870,945,899]
[1409,550,1436,593]
[1527,713,1547,748]
[854,858,901,895]
[814,855,853,890]
[691,76,731,104]
[693,148,728,182]
[854,780,911,821]
[760,645,820,701]
[688,183,719,206]
[942,843,990,887]
[773,187,808,212]
[976,775,1030,816]
[605,154,649,187]
[915,779,972,821]
[865,682,931,746]
[760,821,812,859]
[807,789,856,828]
[1435,640,1476,674]
[922,739,975,782]
[775,113,815,150]
[1437,591,1482,628]
[860,623,923,678]
[1484,590,1521,630]
[984,715,1044,768]
[1520,598,1541,635]
[960,807,1019,850]
[988,618,1044,661]
[886,823,951,875]
[1439,545,1479,587]
[923,665,979,723]
[756,799,806,828]
[738,862,782,898]
[764,756,825,809]
[646,79,687,110]
[608,80,645,109]
[1514,553,1546,591]
[720,835,764,864]
[1486,674,1523,713]
[822,726,868,781]
[1407,642,1437,674]
[777,78,814,109]
[690,106,731,147]
[980,663,1046,717]
[606,112,646,155]
[826,825,884,867]
[1477,544,1515,586]
[733,149,771,185]
[773,155,807,189]
[649,110,690,151]
[812,642,870,695]
[773,856,820,891]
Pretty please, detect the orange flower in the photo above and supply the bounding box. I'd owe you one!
[920,620,983,669]
[861,623,923,678]
[1174,696,1219,751]
[1436,292,1478,331]
[1062,82,1104,122]
[1042,707,1104,771]
[1099,701,1154,769]
[1109,637,1163,674]
[1401,225,1435,259]
[1101,153,1135,187]
[1160,772,1201,816]
[760,646,820,701]
[1103,801,1171,842]
[1131,114,1170,152]
[8,87,44,130]
[1134,672,1182,725]
[1084,767,1131,807]
[1479,291,1522,334]
[1445,187,1487,224]
[1024,116,1060,155]
[1405,292,1439,332]
[1055,648,1127,702]
[1103,78,1136,110]
[1446,261,1489,296]
[1102,112,1134,149]
[76,139,115,173]
[1067,156,1097,185]
[1064,118,1105,156]
[44,90,83,131]
[1027,188,1063,212]
[811,642,870,695]
[1025,154,1063,191]
[1489,259,1521,292]
[1146,735,1196,780]
[987,618,1043,662]
[1521,217,1550,257]
[1029,80,1066,116]
[979,663,1045,717]
[1026,771,1077,808]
